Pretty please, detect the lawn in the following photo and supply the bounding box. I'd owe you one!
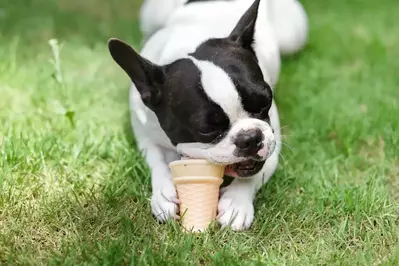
[0,0,398,264]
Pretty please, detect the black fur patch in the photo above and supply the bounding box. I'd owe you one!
[156,59,231,145]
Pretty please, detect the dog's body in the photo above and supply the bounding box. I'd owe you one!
[109,0,308,230]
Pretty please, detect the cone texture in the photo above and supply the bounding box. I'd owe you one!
[175,179,221,232]
[169,159,225,232]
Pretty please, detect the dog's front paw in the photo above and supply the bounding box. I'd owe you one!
[151,184,179,222]
[218,192,254,231]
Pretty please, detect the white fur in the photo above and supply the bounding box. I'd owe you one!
[190,57,246,121]
[139,0,186,42]
[131,0,307,230]
[140,0,308,57]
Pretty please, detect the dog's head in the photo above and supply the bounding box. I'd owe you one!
[109,0,276,178]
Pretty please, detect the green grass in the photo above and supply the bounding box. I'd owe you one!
[0,0,398,264]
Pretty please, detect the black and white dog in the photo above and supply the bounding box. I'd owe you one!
[109,0,308,230]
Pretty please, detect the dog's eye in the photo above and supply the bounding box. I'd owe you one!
[197,130,226,143]
[197,131,219,143]
[198,112,229,135]
[207,112,229,127]
[198,129,222,138]
[192,110,229,142]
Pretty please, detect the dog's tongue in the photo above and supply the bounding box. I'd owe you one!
[224,165,239,178]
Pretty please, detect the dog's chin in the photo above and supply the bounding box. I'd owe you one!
[225,159,266,178]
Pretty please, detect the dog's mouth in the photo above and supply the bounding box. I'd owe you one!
[225,159,265,178]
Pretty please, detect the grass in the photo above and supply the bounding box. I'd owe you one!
[0,0,398,264]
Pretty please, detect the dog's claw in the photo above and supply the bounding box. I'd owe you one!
[216,210,225,219]
[171,197,181,204]
[152,185,179,222]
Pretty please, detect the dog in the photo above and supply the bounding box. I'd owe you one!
[108,0,308,231]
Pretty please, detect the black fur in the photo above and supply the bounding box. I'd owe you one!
[156,59,230,145]
[109,40,230,145]
[108,39,164,109]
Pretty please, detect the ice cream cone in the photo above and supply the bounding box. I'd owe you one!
[169,159,225,232]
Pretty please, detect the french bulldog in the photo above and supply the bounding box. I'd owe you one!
[108,0,308,230]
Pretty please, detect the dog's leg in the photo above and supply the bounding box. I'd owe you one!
[218,144,280,231]
[130,84,180,222]
[142,143,180,222]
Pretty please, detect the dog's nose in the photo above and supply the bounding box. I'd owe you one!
[234,128,263,154]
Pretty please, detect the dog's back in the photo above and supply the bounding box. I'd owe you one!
[140,0,308,56]
[140,0,279,86]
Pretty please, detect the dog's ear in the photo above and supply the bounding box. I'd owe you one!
[229,0,261,50]
[108,38,164,108]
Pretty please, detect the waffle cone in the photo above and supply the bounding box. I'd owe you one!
[169,160,225,232]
